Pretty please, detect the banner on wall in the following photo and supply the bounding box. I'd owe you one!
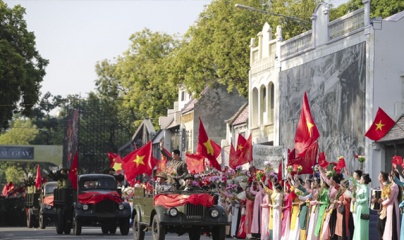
[252,145,287,176]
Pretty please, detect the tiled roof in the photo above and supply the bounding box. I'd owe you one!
[225,103,248,126]
[378,115,404,142]
[233,104,249,126]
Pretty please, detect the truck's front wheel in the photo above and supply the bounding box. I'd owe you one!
[56,209,64,234]
[212,226,225,240]
[120,218,130,235]
[152,215,165,240]
[133,214,145,240]
[26,209,33,228]
[39,212,45,229]
[73,216,81,235]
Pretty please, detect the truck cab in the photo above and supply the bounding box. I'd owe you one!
[38,181,57,229]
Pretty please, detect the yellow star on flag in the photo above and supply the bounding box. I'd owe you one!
[237,144,244,151]
[204,139,214,156]
[112,163,122,171]
[375,120,385,131]
[133,155,145,167]
[306,118,314,137]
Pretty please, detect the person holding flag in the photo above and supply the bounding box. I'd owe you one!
[159,141,188,188]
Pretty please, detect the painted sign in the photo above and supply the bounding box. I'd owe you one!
[0,146,34,159]
[252,145,287,173]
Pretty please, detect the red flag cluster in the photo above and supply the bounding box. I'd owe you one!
[122,141,157,186]
[230,134,252,169]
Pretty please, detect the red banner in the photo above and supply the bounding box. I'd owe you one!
[154,193,214,208]
[78,191,123,204]
[43,195,54,206]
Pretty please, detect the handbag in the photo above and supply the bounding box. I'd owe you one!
[338,204,345,213]
[360,213,370,220]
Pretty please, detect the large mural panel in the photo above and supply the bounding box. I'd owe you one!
[279,42,366,165]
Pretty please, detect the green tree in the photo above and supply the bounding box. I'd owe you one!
[330,0,404,20]
[167,0,318,98]
[31,92,67,145]
[97,29,180,127]
[0,118,38,145]
[0,117,39,185]
[0,1,48,130]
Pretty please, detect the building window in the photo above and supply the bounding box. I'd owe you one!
[181,91,185,101]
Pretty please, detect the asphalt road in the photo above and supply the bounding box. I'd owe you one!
[0,226,218,240]
[0,210,381,240]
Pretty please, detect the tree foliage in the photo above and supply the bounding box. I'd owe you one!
[31,92,67,145]
[166,0,319,98]
[96,29,180,127]
[0,1,48,130]
[330,0,404,20]
[0,118,38,145]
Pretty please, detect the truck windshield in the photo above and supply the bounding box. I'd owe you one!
[45,183,57,195]
[80,178,116,191]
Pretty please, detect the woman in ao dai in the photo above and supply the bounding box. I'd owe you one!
[268,183,283,240]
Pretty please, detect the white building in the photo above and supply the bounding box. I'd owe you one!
[248,0,404,186]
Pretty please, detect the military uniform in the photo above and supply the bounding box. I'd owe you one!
[160,149,188,181]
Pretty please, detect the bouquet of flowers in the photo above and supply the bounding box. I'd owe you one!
[294,188,303,196]
[326,170,335,178]
[312,164,319,173]
[357,155,366,163]
[255,170,264,181]
[287,165,294,173]
[296,165,303,173]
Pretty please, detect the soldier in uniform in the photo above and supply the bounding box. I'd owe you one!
[154,172,172,194]
[160,142,188,189]
[180,174,202,191]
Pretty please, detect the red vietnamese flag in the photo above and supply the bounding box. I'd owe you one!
[35,164,42,190]
[318,152,329,168]
[2,182,14,196]
[157,147,170,173]
[122,141,157,186]
[294,92,320,156]
[236,134,248,156]
[197,118,222,171]
[244,134,253,163]
[288,141,318,174]
[335,156,346,172]
[186,153,205,174]
[69,151,78,190]
[108,152,123,174]
[392,155,403,168]
[229,143,240,169]
[365,107,395,141]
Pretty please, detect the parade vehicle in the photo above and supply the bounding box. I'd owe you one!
[54,173,131,235]
[132,187,228,240]
[38,181,58,229]
[25,187,40,228]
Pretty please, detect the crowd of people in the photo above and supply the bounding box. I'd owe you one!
[128,147,404,240]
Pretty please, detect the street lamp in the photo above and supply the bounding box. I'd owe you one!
[235,4,311,28]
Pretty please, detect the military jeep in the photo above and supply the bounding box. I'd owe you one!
[38,181,58,229]
[53,174,131,235]
[132,188,228,240]
[71,174,131,235]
